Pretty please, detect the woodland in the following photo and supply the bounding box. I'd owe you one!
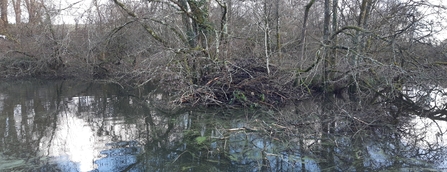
[0,0,446,112]
[2,1,447,170]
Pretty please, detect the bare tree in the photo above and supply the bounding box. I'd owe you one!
[24,0,42,24]
[12,0,22,24]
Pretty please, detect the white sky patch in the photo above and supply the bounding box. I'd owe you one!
[5,0,93,24]
[418,0,447,41]
[38,96,97,171]
[54,0,93,24]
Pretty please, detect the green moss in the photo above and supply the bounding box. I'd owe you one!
[195,136,207,145]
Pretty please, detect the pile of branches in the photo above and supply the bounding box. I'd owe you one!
[177,58,309,108]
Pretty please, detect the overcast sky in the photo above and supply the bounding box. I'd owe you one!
[54,0,92,24]
[57,0,447,40]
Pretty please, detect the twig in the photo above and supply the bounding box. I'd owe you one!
[172,150,190,163]
[225,60,254,78]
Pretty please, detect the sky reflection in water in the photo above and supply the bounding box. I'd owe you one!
[0,80,447,171]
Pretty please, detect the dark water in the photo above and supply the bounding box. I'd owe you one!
[0,80,446,171]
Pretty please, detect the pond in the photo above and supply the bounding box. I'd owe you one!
[0,80,446,171]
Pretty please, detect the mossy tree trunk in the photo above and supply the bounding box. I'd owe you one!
[178,0,211,50]
[177,0,212,84]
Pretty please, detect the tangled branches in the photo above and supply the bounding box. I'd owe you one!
[176,58,309,108]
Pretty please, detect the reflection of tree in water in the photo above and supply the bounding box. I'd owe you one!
[0,80,71,171]
[279,95,447,171]
[0,80,137,171]
[145,97,447,171]
[1,80,447,171]
[92,141,142,172]
[93,95,447,171]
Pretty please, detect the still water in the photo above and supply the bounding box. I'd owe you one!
[0,80,446,171]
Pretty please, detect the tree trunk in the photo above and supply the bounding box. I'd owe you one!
[177,0,211,50]
[0,0,8,27]
[179,0,197,47]
[216,0,228,60]
[299,0,315,61]
[323,0,331,92]
[94,0,102,30]
[217,0,228,44]
[264,0,271,75]
[12,0,22,24]
[330,0,338,77]
[24,0,33,23]
[275,0,281,60]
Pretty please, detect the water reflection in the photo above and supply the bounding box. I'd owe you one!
[93,141,142,172]
[0,80,446,171]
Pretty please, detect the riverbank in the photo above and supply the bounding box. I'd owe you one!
[0,55,313,109]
